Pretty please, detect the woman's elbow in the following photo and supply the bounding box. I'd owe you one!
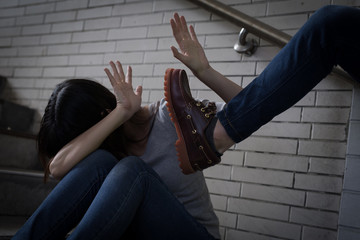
[49,160,66,180]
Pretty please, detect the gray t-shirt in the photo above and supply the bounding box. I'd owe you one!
[140,98,221,239]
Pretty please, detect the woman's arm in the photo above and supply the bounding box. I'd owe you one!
[49,61,142,179]
[170,13,242,103]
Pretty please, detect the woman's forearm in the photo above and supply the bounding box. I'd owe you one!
[195,66,243,103]
[49,106,128,179]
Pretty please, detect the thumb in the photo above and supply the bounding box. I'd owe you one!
[135,85,143,97]
[170,46,184,62]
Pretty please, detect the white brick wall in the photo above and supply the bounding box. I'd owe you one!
[1,1,359,239]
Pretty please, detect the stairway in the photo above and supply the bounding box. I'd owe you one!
[0,130,57,239]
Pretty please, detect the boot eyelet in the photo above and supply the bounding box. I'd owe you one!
[186,115,191,119]
[192,129,197,134]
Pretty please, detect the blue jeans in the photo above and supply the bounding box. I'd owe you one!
[13,150,216,240]
[217,5,360,143]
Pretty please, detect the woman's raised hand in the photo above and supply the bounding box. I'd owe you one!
[104,61,142,118]
[170,13,210,76]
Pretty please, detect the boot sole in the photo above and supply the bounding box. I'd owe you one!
[164,68,195,174]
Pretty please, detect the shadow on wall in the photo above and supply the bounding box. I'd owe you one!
[0,76,36,134]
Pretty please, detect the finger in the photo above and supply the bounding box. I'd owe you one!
[180,15,191,39]
[171,46,186,63]
[109,61,121,82]
[135,85,143,97]
[126,66,132,85]
[104,68,116,87]
[171,15,183,45]
[189,25,199,42]
[116,61,125,81]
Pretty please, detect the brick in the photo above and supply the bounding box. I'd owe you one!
[75,65,106,78]
[259,14,308,30]
[148,90,164,103]
[0,27,21,37]
[12,36,40,46]
[197,90,224,103]
[128,64,153,77]
[302,107,350,123]
[232,166,294,187]
[237,215,301,240]
[291,207,338,229]
[7,78,35,88]
[229,197,289,221]
[89,0,125,7]
[52,21,84,33]
[0,17,15,27]
[254,122,311,139]
[43,67,75,77]
[37,56,68,67]
[302,226,337,240]
[212,62,255,76]
[203,164,232,180]
[72,30,107,42]
[215,210,237,228]
[84,16,121,30]
[204,34,238,48]
[232,3,267,17]
[226,229,274,240]
[122,13,163,27]
[241,183,305,206]
[209,194,227,211]
[47,44,79,55]
[112,2,153,16]
[205,179,240,197]
[312,123,346,141]
[350,87,360,121]
[12,88,39,99]
[25,3,55,14]
[104,52,143,65]
[142,77,163,90]
[22,24,51,35]
[0,7,25,17]
[268,0,327,15]
[0,1,19,7]
[298,140,346,158]
[236,136,298,155]
[45,11,76,23]
[316,91,352,106]
[294,91,315,106]
[116,39,157,52]
[40,33,71,44]
[195,21,238,35]
[108,27,147,40]
[147,25,172,38]
[206,48,241,62]
[18,46,46,56]
[273,107,302,122]
[221,150,244,166]
[163,9,210,23]
[80,42,116,53]
[309,157,345,176]
[245,152,308,172]
[9,57,37,67]
[314,74,353,90]
[77,6,112,20]
[294,173,343,193]
[16,15,44,26]
[153,0,194,11]
[19,0,48,5]
[55,0,88,11]
[0,48,17,57]
[306,192,341,212]
[69,55,103,65]
[144,50,176,64]
[14,68,42,77]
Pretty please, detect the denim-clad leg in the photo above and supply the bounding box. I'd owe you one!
[217,5,360,143]
[12,150,118,240]
[68,156,215,240]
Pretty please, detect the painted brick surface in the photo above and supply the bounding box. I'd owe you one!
[1,1,359,239]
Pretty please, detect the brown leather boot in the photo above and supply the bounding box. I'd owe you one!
[164,68,220,174]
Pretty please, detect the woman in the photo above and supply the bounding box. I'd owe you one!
[13,13,226,240]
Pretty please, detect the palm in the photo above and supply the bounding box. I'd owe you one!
[170,13,210,75]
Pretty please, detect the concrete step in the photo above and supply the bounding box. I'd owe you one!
[0,168,57,217]
[0,130,41,171]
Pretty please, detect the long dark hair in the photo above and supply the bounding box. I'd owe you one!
[37,79,128,181]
